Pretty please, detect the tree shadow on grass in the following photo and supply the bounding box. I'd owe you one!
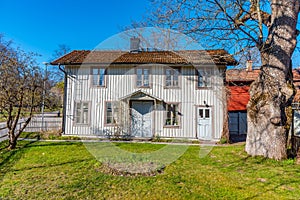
[12,158,94,173]
[0,139,38,182]
[0,138,87,183]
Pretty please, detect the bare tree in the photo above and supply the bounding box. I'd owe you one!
[139,0,300,159]
[50,44,71,82]
[0,36,43,149]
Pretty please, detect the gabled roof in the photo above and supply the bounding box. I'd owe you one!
[50,49,237,66]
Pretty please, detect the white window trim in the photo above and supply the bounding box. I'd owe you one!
[91,67,106,87]
[104,101,118,126]
[165,67,180,88]
[164,103,180,128]
[74,101,90,126]
[136,67,151,88]
[197,68,213,88]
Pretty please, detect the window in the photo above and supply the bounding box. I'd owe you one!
[92,68,106,86]
[198,68,213,87]
[75,102,89,125]
[165,103,179,126]
[199,108,210,119]
[165,68,180,87]
[105,102,117,125]
[136,68,150,87]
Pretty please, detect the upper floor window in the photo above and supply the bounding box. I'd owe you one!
[136,68,150,87]
[198,68,213,88]
[166,68,180,87]
[92,68,106,86]
[74,101,90,125]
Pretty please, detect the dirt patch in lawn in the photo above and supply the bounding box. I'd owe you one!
[97,161,165,177]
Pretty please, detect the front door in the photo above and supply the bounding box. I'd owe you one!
[131,101,153,137]
[197,107,212,140]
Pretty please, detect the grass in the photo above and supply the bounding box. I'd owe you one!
[0,140,300,199]
[19,131,81,140]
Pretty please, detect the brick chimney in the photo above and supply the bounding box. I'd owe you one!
[246,60,253,71]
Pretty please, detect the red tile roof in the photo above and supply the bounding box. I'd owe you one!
[50,49,237,66]
[226,68,300,83]
[226,69,260,82]
[227,86,250,111]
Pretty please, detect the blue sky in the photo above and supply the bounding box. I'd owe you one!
[0,0,149,65]
[1,1,300,68]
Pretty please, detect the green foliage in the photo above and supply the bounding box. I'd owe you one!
[0,142,300,199]
[219,137,228,144]
[19,131,81,140]
[55,81,64,90]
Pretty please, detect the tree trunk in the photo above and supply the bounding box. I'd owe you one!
[246,0,299,160]
[8,130,17,150]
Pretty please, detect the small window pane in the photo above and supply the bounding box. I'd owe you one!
[137,74,142,85]
[166,69,171,75]
[137,69,143,75]
[205,109,210,118]
[144,69,149,75]
[92,69,98,75]
[144,76,149,86]
[99,69,105,86]
[199,109,203,118]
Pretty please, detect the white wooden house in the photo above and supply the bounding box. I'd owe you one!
[51,49,236,140]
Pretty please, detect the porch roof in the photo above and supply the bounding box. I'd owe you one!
[119,90,163,102]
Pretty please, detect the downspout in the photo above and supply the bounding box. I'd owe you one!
[58,64,67,134]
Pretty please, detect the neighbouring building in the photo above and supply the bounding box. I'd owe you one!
[226,67,300,141]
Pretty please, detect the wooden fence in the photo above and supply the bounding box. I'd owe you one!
[23,118,63,132]
[0,117,63,141]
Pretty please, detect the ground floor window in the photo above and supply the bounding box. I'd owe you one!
[74,101,90,125]
[105,101,117,125]
[165,103,179,126]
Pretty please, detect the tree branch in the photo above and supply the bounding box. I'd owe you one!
[234,0,271,28]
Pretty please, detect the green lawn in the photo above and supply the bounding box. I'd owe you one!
[0,140,300,199]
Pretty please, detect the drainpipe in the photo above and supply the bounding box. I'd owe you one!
[58,64,67,134]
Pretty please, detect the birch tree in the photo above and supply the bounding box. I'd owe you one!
[141,0,300,159]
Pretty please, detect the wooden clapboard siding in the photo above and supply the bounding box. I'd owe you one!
[63,64,225,140]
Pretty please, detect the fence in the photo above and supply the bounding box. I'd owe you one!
[0,117,63,141]
[23,117,62,132]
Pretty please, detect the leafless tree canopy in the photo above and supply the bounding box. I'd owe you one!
[138,0,299,60]
[136,0,300,159]
[0,35,43,149]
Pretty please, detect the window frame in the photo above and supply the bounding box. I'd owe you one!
[197,68,214,88]
[164,102,180,128]
[104,101,118,126]
[91,67,107,87]
[74,101,90,126]
[135,67,151,88]
[164,67,181,88]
